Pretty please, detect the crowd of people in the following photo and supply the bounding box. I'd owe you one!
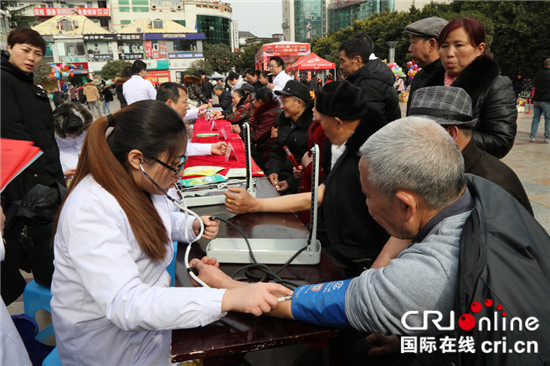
[2,15,549,366]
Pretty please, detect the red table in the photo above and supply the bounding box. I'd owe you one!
[186,117,264,177]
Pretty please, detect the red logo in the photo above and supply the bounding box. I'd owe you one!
[458,298,506,331]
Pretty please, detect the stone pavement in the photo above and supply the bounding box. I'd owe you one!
[7,100,549,365]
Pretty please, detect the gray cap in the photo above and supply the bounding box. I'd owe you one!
[405,16,449,39]
[408,86,477,128]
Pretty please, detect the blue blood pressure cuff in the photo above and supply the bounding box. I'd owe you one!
[291,279,352,327]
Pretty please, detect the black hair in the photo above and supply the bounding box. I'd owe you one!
[62,113,85,135]
[227,71,240,81]
[260,71,270,79]
[233,89,248,108]
[245,69,259,77]
[270,56,284,69]
[157,82,186,103]
[131,60,147,75]
[121,66,133,78]
[195,70,206,76]
[7,28,46,54]
[255,87,273,102]
[339,38,372,64]
[353,32,375,53]
[315,80,369,121]
[106,100,187,166]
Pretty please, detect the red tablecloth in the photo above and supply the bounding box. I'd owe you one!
[186,117,264,177]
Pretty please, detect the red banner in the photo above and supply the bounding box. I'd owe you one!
[34,8,110,17]
[145,70,170,85]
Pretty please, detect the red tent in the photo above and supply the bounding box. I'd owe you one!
[286,52,336,71]
[255,41,310,70]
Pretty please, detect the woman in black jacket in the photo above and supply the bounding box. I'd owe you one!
[422,17,517,158]
[1,28,65,303]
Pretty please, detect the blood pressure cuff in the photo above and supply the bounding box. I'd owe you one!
[290,279,352,327]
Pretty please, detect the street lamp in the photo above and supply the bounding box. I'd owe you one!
[387,41,398,64]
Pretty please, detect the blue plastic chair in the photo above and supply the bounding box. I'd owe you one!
[23,280,54,342]
[167,242,178,287]
[42,347,62,366]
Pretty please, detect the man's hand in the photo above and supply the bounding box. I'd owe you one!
[366,334,400,356]
[193,216,219,240]
[268,173,279,186]
[275,180,289,193]
[231,125,241,135]
[210,142,228,155]
[224,186,257,213]
[267,82,275,91]
[293,165,304,179]
[301,151,313,168]
[271,127,278,139]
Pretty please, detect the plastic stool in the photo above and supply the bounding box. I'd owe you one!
[42,347,62,366]
[23,280,54,342]
[167,242,178,287]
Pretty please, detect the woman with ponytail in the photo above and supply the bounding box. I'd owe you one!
[50,100,292,365]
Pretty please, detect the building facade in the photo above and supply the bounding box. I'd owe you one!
[7,0,233,46]
[328,0,394,33]
[282,0,328,43]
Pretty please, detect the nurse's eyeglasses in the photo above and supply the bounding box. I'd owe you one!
[150,155,187,176]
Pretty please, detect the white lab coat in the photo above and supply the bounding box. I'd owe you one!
[55,132,86,172]
[51,175,226,366]
[0,243,32,366]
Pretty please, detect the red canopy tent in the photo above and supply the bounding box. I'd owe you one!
[255,41,310,70]
[286,52,335,71]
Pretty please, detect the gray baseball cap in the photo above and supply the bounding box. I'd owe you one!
[408,86,477,128]
[405,16,449,40]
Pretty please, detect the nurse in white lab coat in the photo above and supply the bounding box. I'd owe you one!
[51,100,292,366]
[53,102,93,181]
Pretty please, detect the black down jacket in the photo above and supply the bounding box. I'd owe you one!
[422,56,517,158]
[346,59,401,124]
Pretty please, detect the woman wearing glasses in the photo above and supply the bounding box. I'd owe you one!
[50,100,291,365]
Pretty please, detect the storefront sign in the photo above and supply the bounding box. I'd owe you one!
[168,53,203,59]
[84,34,118,41]
[89,54,114,61]
[116,34,143,41]
[119,53,144,60]
[144,33,205,41]
[34,8,110,17]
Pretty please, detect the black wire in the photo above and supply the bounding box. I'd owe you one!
[210,215,305,290]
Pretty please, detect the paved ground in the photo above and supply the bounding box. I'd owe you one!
[7,100,550,365]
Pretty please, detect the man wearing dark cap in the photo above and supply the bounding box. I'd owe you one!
[339,37,401,123]
[264,80,313,194]
[404,16,448,114]
[409,86,533,214]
